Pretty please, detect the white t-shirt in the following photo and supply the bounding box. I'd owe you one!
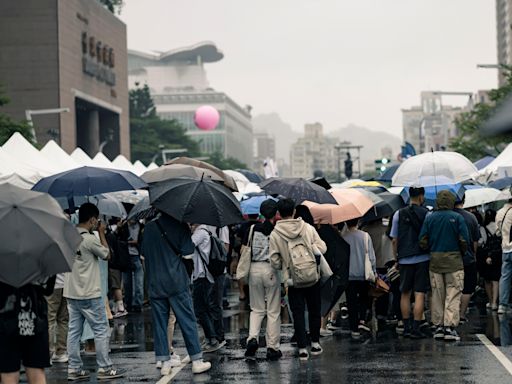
[192,225,214,283]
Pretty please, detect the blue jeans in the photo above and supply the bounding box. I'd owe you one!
[193,278,217,341]
[123,256,144,309]
[67,298,112,370]
[499,252,512,307]
[151,290,202,362]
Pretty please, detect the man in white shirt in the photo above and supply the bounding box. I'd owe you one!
[496,200,512,314]
[64,203,125,381]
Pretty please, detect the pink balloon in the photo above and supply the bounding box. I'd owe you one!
[194,105,220,131]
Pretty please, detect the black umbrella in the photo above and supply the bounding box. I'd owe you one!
[127,196,157,221]
[260,177,337,204]
[309,177,332,190]
[236,169,263,183]
[361,191,405,222]
[149,178,243,227]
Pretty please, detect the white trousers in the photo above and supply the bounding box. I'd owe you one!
[248,262,281,349]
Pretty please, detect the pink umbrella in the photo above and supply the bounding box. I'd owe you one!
[303,188,374,224]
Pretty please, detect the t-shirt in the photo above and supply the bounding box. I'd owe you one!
[64,229,109,300]
[342,229,376,281]
[192,225,214,283]
[390,211,430,265]
[128,222,141,256]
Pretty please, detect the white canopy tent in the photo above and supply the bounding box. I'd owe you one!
[147,162,158,171]
[91,152,115,169]
[0,147,42,186]
[112,154,136,172]
[71,148,95,166]
[40,140,79,172]
[477,143,512,182]
[132,160,148,176]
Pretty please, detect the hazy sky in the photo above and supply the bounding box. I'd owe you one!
[119,0,497,138]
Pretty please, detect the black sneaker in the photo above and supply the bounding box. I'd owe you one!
[410,329,427,339]
[298,349,309,361]
[444,327,460,341]
[97,367,125,380]
[459,317,468,324]
[245,338,258,361]
[266,348,282,361]
[310,344,323,356]
[433,326,445,339]
[403,324,412,338]
[68,369,90,381]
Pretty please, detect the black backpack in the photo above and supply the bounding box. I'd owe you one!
[484,227,502,260]
[197,229,228,277]
[106,231,133,272]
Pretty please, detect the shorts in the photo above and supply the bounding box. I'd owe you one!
[0,329,50,373]
[399,261,430,293]
[463,262,478,295]
[109,268,122,290]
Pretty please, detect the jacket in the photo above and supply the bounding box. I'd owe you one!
[269,218,327,287]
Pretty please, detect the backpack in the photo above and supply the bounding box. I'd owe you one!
[106,231,133,272]
[286,230,320,288]
[484,227,502,260]
[199,229,228,277]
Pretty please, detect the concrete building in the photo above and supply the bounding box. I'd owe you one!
[290,123,338,179]
[0,0,129,159]
[402,91,469,154]
[497,0,512,85]
[253,131,276,170]
[128,43,253,166]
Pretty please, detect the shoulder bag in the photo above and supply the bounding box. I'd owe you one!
[236,225,255,281]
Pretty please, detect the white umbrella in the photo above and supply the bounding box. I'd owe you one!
[392,151,477,187]
[224,170,251,192]
[463,187,503,208]
[92,195,127,219]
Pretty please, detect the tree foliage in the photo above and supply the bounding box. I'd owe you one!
[0,85,34,146]
[450,68,512,161]
[207,151,247,170]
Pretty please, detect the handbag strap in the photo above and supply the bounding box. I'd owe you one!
[155,220,182,258]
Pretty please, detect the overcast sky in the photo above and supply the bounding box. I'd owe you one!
[119,0,497,138]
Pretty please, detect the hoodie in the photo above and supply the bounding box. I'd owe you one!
[269,218,327,287]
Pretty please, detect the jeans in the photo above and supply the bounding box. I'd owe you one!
[499,252,512,307]
[192,278,217,341]
[46,288,68,355]
[288,282,321,349]
[346,281,369,332]
[212,274,226,341]
[151,290,202,362]
[123,256,144,309]
[67,298,112,370]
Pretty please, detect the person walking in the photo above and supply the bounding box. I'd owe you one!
[419,191,469,341]
[121,220,145,313]
[389,186,430,338]
[270,198,327,361]
[496,197,512,314]
[142,213,211,376]
[243,200,282,361]
[46,273,69,363]
[343,218,377,340]
[64,203,125,381]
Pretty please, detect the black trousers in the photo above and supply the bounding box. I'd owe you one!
[346,281,369,332]
[288,282,321,349]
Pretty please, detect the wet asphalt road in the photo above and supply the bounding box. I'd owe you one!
[40,287,512,384]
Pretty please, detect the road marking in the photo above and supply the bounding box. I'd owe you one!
[156,362,188,384]
[477,334,512,375]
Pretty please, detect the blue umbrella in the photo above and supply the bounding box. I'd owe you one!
[400,184,465,207]
[474,156,495,170]
[236,169,263,183]
[489,177,512,190]
[32,166,147,200]
[240,195,277,215]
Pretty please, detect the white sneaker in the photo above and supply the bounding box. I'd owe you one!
[51,353,69,363]
[182,355,191,364]
[320,328,333,337]
[192,360,211,374]
[498,305,507,314]
[170,353,181,367]
[161,360,172,376]
[156,361,163,369]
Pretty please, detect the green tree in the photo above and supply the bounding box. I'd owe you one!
[98,0,123,14]
[206,151,247,170]
[0,85,34,146]
[450,67,512,161]
[129,85,199,165]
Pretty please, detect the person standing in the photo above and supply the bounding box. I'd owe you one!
[496,197,512,314]
[122,220,144,313]
[389,186,430,338]
[270,198,327,361]
[64,203,125,381]
[453,195,480,323]
[244,200,282,361]
[419,191,469,341]
[46,273,68,363]
[142,213,211,376]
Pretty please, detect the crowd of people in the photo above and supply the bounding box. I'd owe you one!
[1,185,512,383]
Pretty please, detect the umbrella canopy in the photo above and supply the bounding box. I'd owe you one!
[32,166,147,198]
[400,184,465,207]
[260,177,337,204]
[105,190,148,205]
[92,195,127,219]
[309,177,332,190]
[392,151,477,187]
[127,195,156,221]
[142,163,223,184]
[149,178,243,227]
[0,184,82,288]
[224,170,251,191]
[463,187,503,208]
[362,191,406,222]
[489,177,512,190]
[474,156,496,170]
[240,195,277,215]
[166,157,238,191]
[236,169,263,183]
[303,188,374,224]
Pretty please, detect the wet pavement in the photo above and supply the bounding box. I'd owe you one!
[40,286,512,384]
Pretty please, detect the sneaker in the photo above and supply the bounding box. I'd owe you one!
[298,348,309,361]
[266,348,282,361]
[340,306,349,320]
[161,360,172,376]
[217,339,227,349]
[444,327,460,341]
[97,367,125,380]
[386,315,399,325]
[310,343,323,356]
[156,361,163,369]
[182,355,191,364]
[498,305,508,314]
[320,328,333,337]
[396,320,404,335]
[203,340,222,353]
[486,302,492,309]
[245,338,258,361]
[223,299,230,309]
[327,320,341,330]
[403,324,412,338]
[200,339,209,349]
[459,317,468,324]
[358,321,370,333]
[192,359,211,374]
[433,326,445,340]
[52,353,69,363]
[170,353,181,367]
[410,329,427,339]
[68,369,90,381]
[351,331,361,340]
[113,310,128,318]
[492,304,498,311]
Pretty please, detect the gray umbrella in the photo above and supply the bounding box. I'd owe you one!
[142,163,224,184]
[0,183,82,288]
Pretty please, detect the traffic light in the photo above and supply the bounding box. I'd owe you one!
[375,158,389,172]
[344,158,353,179]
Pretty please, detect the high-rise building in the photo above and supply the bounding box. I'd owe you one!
[290,123,338,179]
[496,0,512,85]
[128,42,253,166]
[253,131,276,171]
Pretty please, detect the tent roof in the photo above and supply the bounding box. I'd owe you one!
[0,147,42,183]
[478,143,512,179]
[112,155,135,172]
[92,152,115,169]
[40,140,78,172]
[147,162,158,171]
[132,160,147,176]
[71,148,94,166]
[2,133,58,176]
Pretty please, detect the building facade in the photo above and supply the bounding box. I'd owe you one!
[128,43,253,166]
[253,131,276,170]
[290,123,338,179]
[497,0,512,85]
[0,0,129,159]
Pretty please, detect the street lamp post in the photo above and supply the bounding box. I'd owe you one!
[25,107,70,143]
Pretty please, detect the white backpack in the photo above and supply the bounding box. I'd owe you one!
[286,231,319,288]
